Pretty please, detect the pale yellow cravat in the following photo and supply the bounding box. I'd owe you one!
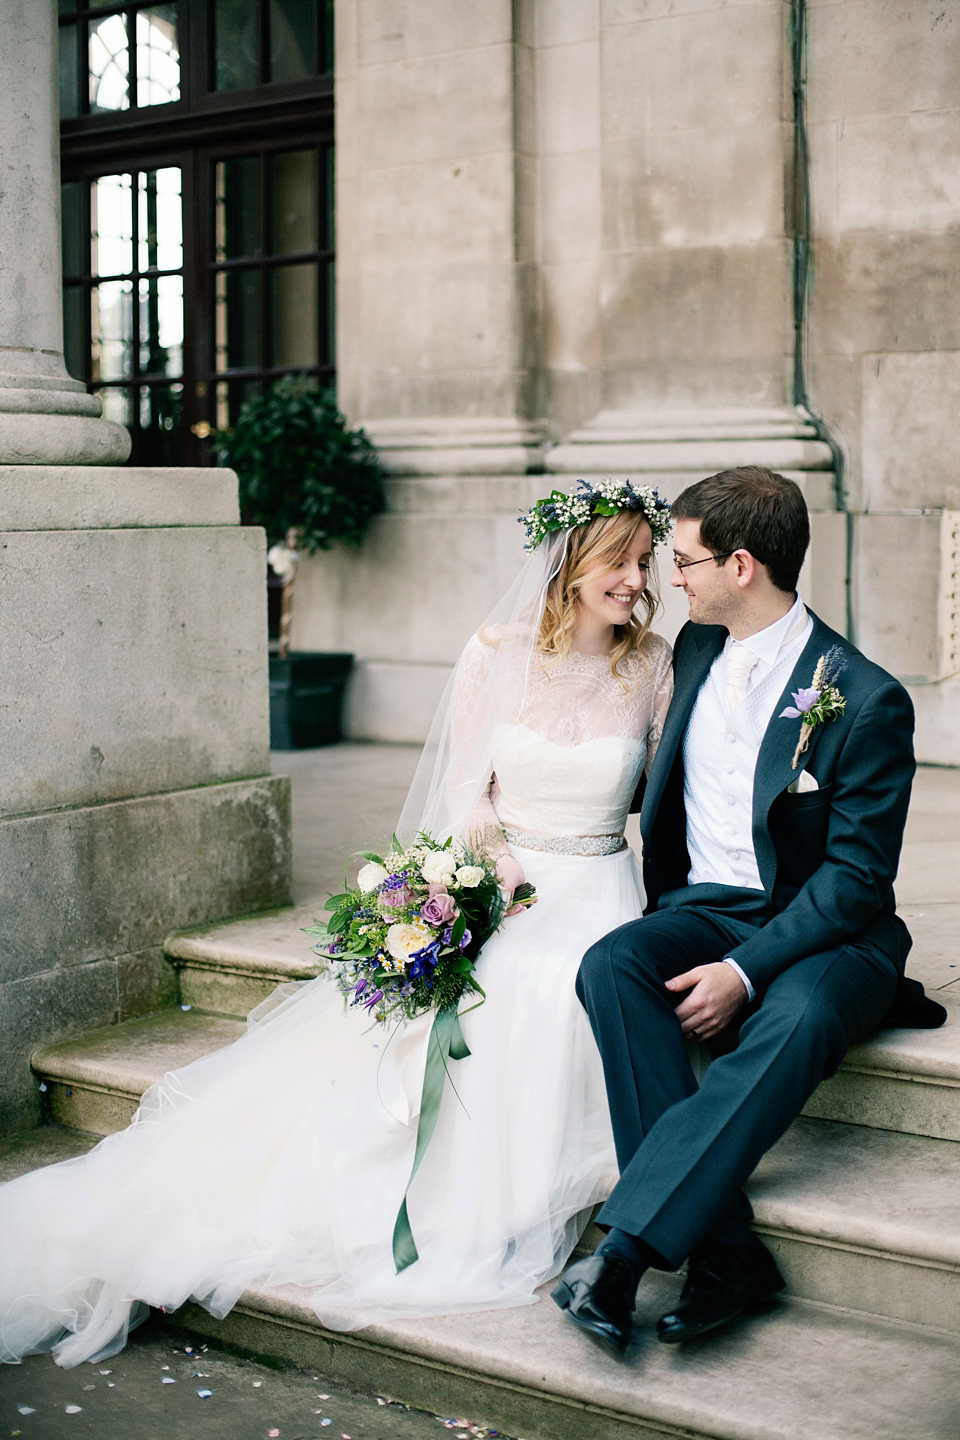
[725,645,759,711]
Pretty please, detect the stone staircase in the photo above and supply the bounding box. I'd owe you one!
[19,903,960,1440]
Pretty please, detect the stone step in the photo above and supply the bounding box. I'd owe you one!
[29,1010,960,1335]
[747,1116,960,1332]
[167,1271,960,1440]
[802,987,960,1141]
[31,1010,244,1136]
[161,902,960,1142]
[164,901,325,1017]
[5,1114,958,1440]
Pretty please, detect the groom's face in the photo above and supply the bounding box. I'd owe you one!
[671,518,740,626]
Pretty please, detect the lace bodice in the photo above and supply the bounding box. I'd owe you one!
[459,634,673,847]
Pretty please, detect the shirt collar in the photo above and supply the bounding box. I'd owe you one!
[727,593,807,668]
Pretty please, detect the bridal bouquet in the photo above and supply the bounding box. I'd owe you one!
[304,834,535,1273]
[304,834,535,1024]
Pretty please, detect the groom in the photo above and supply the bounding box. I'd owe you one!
[553,465,918,1354]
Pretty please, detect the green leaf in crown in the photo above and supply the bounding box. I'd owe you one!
[519,478,672,552]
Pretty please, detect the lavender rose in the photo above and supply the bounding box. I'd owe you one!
[420,892,458,925]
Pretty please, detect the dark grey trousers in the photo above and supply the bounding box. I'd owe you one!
[577,887,899,1268]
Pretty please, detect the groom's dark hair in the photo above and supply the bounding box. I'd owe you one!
[672,466,809,593]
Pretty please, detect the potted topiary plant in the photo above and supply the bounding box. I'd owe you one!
[215,376,386,749]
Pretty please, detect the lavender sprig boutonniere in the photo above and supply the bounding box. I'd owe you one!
[780,644,847,769]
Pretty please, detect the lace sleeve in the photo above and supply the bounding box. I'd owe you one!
[465,777,510,860]
[644,634,674,777]
[449,633,509,858]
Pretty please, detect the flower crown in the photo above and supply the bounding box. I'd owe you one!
[519,478,672,553]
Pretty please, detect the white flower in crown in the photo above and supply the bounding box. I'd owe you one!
[519,478,672,552]
[267,542,298,582]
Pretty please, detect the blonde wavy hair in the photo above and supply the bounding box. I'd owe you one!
[538,509,659,679]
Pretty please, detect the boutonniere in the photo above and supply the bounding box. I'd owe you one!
[780,645,847,769]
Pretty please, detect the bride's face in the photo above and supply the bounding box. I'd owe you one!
[576,520,653,630]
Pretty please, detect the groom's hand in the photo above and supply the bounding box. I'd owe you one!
[666,963,748,1040]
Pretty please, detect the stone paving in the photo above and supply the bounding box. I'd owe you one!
[0,1323,508,1440]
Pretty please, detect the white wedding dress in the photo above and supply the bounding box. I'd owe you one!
[0,635,672,1367]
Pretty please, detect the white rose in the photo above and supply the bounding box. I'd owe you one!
[356,862,388,893]
[454,865,485,888]
[421,850,457,885]
[385,921,432,963]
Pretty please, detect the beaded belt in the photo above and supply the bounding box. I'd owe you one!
[503,827,625,857]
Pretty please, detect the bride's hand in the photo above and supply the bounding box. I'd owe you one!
[496,855,527,917]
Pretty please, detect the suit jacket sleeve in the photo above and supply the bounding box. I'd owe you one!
[725,680,915,994]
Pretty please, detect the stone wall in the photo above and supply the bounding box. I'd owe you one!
[0,469,291,1133]
[805,0,960,761]
[292,0,958,763]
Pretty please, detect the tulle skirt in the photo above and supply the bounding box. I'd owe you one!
[0,843,645,1367]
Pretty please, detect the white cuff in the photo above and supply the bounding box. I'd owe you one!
[723,957,755,1002]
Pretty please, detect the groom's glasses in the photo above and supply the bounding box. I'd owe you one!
[673,550,736,572]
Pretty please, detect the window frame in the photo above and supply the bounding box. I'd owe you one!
[60,0,334,466]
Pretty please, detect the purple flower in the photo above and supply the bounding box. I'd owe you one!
[458,928,472,950]
[409,941,440,982]
[780,686,821,720]
[362,988,384,1011]
[420,892,458,925]
[380,884,411,909]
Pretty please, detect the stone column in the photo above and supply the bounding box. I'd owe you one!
[805,2,960,764]
[0,0,290,1133]
[291,0,545,739]
[0,0,128,464]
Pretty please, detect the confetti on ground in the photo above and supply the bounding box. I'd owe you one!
[82,1384,95,1391]
[268,1430,280,1437]
[107,1383,116,1388]
[197,1388,213,1399]
[162,1376,176,1384]
[99,1369,111,1375]
[161,1364,169,1370]
[181,1004,192,1011]
[65,1405,83,1414]
[317,1392,330,1399]
[16,1407,35,1416]
[253,1380,263,1387]
[320,1422,332,1429]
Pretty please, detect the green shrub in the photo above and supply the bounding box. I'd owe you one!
[214,376,385,551]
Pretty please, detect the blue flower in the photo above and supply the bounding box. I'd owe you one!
[409,940,440,982]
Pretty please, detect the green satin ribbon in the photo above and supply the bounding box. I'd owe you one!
[392,1005,471,1273]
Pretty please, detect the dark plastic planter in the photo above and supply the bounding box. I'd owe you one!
[269,652,354,749]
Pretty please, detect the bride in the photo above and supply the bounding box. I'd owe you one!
[0,481,673,1367]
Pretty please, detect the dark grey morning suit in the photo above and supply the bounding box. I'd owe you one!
[577,612,916,1267]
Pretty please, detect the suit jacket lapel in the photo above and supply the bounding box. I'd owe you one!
[752,612,836,889]
[641,623,725,841]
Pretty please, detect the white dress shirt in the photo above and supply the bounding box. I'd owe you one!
[682,595,813,999]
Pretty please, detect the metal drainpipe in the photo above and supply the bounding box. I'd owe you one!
[791,0,855,642]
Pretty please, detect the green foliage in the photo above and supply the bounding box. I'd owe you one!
[214,375,386,552]
[804,685,847,729]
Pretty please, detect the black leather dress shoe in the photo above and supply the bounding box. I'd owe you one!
[657,1236,785,1344]
[551,1254,637,1355]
